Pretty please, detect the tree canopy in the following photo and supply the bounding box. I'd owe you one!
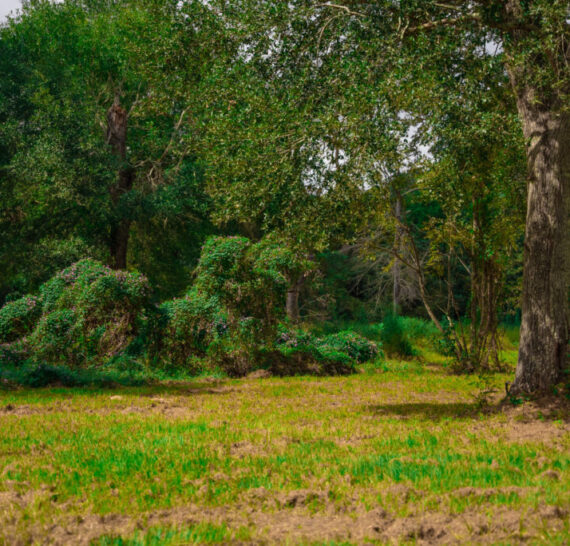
[0,0,567,393]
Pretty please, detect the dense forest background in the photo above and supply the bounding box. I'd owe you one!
[0,0,567,393]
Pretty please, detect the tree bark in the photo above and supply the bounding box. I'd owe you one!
[497,0,570,394]
[393,194,403,314]
[107,97,133,270]
[509,86,570,393]
[286,276,305,323]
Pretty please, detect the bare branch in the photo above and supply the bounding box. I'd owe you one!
[316,3,364,18]
[317,14,343,50]
[406,13,482,34]
[433,2,465,12]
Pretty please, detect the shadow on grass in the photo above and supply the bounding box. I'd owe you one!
[366,402,491,421]
[368,396,570,422]
[137,382,236,397]
[0,363,237,396]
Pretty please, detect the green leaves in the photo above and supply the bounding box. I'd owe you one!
[1,259,151,367]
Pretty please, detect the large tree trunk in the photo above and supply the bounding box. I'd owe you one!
[509,85,570,393]
[107,97,133,270]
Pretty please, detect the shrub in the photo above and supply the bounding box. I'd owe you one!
[318,331,379,363]
[0,361,147,389]
[264,347,355,376]
[193,236,252,306]
[0,259,151,367]
[201,316,270,376]
[0,343,26,367]
[207,344,254,377]
[434,322,458,358]
[276,327,318,349]
[28,309,77,364]
[397,317,439,342]
[0,295,42,343]
[151,236,314,376]
[20,362,81,388]
[149,289,227,371]
[379,312,414,357]
[272,327,378,375]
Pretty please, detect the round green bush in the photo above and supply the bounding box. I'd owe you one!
[319,331,380,363]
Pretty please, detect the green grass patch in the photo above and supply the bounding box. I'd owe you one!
[0,366,567,544]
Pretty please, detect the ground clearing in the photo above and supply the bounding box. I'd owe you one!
[0,363,568,545]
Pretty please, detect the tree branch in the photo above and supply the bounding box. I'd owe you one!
[316,3,364,18]
[317,14,344,50]
[433,2,465,12]
[406,13,482,34]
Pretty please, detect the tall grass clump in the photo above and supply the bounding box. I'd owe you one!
[379,312,415,357]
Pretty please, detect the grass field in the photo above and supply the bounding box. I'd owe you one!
[0,361,569,545]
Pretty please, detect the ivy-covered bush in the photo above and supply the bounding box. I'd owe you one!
[206,317,267,377]
[0,344,26,367]
[252,237,314,291]
[267,345,354,376]
[318,331,380,363]
[0,259,151,366]
[148,289,226,372]
[28,309,77,364]
[151,236,313,376]
[0,295,42,343]
[193,236,253,305]
[0,240,374,380]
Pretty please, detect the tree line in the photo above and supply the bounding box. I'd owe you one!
[0,0,568,393]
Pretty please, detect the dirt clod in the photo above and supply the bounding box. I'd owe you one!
[282,489,327,507]
[539,469,561,481]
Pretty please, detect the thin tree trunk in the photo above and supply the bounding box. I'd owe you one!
[109,219,131,270]
[470,195,480,366]
[393,194,403,314]
[107,96,133,270]
[509,85,570,393]
[468,195,502,370]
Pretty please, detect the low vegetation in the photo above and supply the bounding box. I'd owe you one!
[1,363,568,545]
[0,246,382,383]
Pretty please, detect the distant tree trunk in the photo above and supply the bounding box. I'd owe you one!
[393,194,403,314]
[509,91,570,393]
[470,256,502,371]
[286,276,304,323]
[107,96,133,270]
[469,195,501,370]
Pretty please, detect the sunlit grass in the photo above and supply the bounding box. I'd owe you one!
[0,363,567,544]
